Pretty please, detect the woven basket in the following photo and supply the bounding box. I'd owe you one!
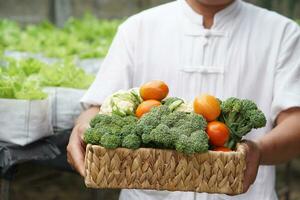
[84,144,246,195]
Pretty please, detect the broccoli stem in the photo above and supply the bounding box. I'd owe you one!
[227,139,237,150]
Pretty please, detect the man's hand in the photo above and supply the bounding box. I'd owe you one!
[67,123,89,177]
[241,140,261,193]
[67,106,100,176]
[241,108,300,193]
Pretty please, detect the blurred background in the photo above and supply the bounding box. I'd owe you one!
[0,0,299,200]
[0,0,299,25]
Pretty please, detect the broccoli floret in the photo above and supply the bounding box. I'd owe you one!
[122,115,138,124]
[185,112,207,130]
[136,105,171,135]
[83,128,102,145]
[100,133,122,149]
[247,109,267,128]
[220,98,267,149]
[122,134,141,149]
[109,114,127,127]
[142,124,176,148]
[94,123,122,135]
[189,130,209,153]
[86,114,139,148]
[89,114,112,128]
[150,105,171,117]
[175,134,194,154]
[175,130,209,154]
[161,111,188,127]
[241,99,258,111]
[119,123,138,138]
[136,106,208,153]
[173,112,207,132]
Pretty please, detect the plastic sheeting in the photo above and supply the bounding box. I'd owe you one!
[0,131,70,175]
[0,140,60,174]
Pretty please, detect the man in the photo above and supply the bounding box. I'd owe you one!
[67,0,300,199]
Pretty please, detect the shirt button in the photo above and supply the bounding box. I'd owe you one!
[203,30,211,38]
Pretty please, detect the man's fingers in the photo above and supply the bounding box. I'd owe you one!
[67,151,76,170]
[73,145,86,177]
[241,140,260,193]
[66,124,88,177]
[67,143,86,177]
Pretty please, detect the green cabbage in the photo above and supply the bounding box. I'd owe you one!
[0,14,121,59]
[39,60,95,89]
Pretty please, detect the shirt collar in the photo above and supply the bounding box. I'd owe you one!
[179,0,243,35]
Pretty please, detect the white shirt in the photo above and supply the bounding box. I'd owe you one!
[81,0,300,199]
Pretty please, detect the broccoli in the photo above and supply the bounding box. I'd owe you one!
[94,123,122,135]
[175,130,209,154]
[85,114,138,147]
[175,135,194,154]
[219,97,267,149]
[179,112,207,130]
[135,105,171,135]
[89,114,112,128]
[161,111,188,127]
[122,115,138,124]
[83,128,103,145]
[119,123,138,138]
[140,108,207,151]
[172,112,207,135]
[100,133,122,149]
[86,104,210,155]
[142,124,176,148]
[189,130,209,153]
[122,134,141,149]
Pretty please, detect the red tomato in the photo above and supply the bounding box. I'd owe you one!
[206,121,230,147]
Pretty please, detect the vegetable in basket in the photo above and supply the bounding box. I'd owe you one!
[140,80,169,101]
[99,88,142,116]
[162,97,193,112]
[85,104,209,154]
[84,114,140,149]
[219,97,267,149]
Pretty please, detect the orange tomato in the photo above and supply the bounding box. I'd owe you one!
[206,121,230,147]
[212,147,232,152]
[135,100,161,118]
[140,80,169,101]
[193,94,221,122]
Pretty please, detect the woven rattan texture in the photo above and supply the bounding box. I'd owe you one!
[85,144,246,194]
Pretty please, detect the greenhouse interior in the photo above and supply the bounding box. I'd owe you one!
[0,0,300,200]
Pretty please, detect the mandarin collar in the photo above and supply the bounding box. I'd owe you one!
[179,0,243,35]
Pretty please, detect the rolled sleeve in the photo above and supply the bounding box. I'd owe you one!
[80,22,136,109]
[271,22,300,123]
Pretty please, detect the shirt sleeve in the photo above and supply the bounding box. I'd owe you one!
[271,22,300,123]
[80,22,135,109]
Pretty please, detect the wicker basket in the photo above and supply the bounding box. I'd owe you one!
[84,144,246,195]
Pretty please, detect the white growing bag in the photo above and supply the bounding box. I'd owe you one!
[44,87,85,132]
[76,58,103,74]
[0,98,53,146]
[4,51,103,75]
[4,50,58,64]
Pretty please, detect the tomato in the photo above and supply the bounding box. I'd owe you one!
[212,146,232,152]
[140,80,169,101]
[206,121,230,147]
[193,94,221,122]
[135,100,161,118]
